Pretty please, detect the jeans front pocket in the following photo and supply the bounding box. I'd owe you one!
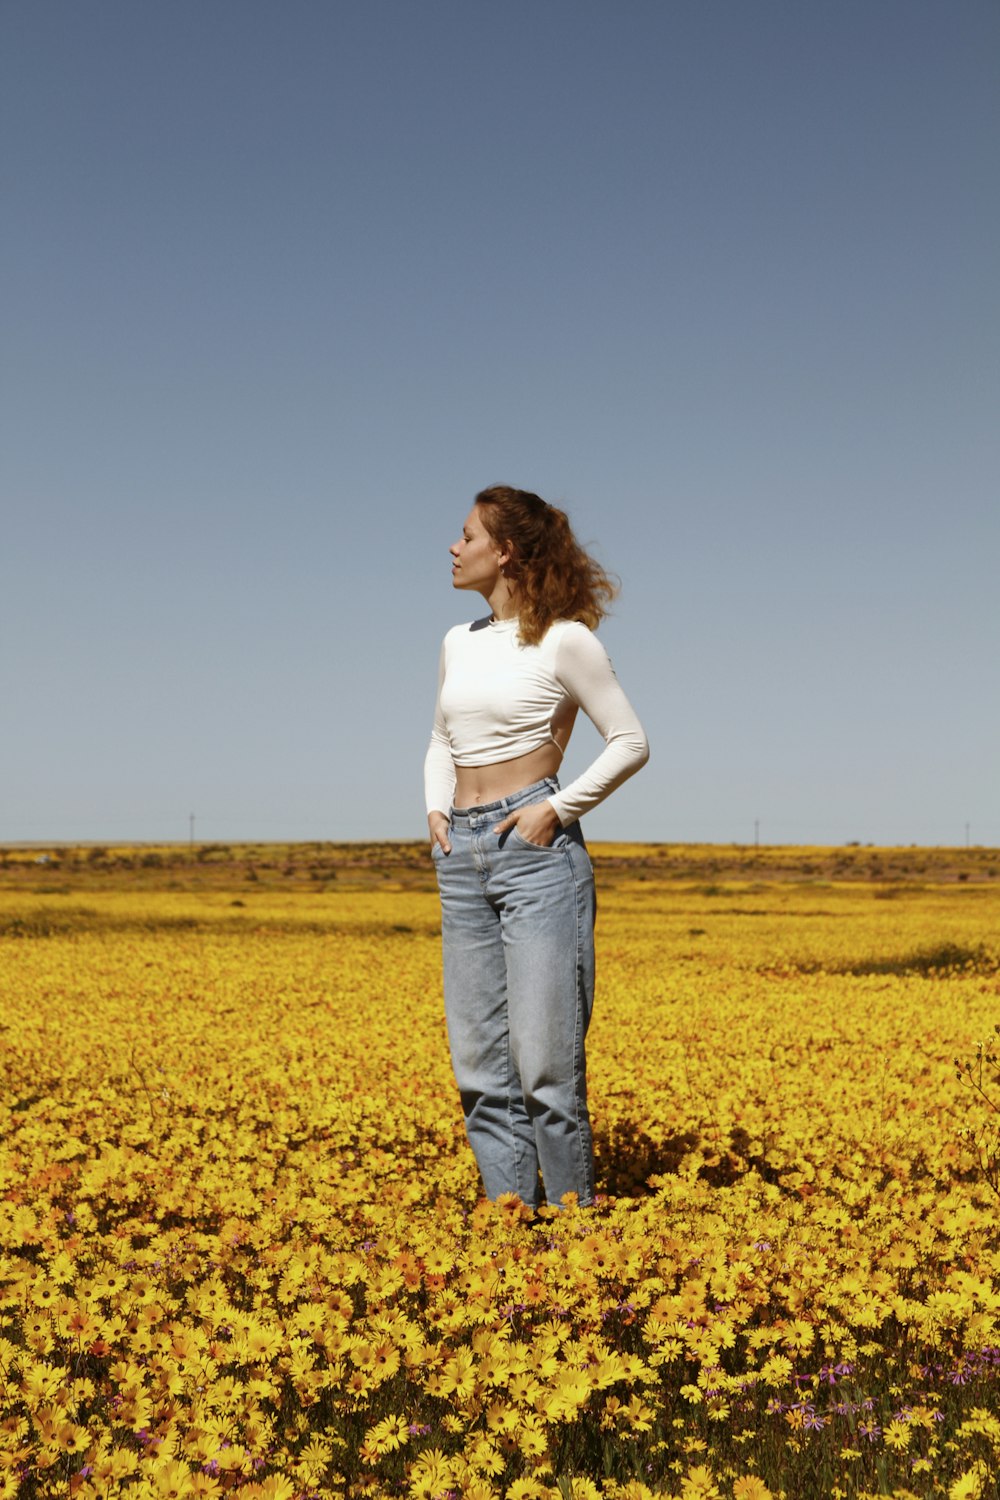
[507,824,566,853]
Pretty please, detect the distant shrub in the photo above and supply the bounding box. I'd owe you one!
[195,843,231,862]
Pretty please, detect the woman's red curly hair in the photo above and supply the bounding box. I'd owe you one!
[475,485,619,647]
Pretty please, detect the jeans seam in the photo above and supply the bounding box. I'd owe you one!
[572,849,594,1205]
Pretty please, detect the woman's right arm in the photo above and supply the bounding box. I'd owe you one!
[424,638,455,853]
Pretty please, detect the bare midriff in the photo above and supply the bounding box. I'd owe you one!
[453,743,564,809]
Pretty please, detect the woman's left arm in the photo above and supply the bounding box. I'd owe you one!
[546,625,649,827]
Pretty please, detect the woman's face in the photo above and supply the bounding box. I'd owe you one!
[449,506,506,596]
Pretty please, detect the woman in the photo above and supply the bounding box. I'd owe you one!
[425,486,649,1210]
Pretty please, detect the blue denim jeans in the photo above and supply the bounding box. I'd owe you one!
[433,777,596,1209]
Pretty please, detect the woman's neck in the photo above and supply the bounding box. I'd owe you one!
[486,581,519,622]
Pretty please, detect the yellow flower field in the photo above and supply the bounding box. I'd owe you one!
[1,842,999,1500]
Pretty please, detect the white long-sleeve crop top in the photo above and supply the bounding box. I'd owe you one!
[424,616,649,826]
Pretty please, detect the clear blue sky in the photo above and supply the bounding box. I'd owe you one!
[3,1,997,846]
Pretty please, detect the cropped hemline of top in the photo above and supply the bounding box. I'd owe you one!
[423,615,649,827]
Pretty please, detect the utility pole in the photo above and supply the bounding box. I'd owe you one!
[754,819,759,849]
[189,813,195,852]
[965,822,971,849]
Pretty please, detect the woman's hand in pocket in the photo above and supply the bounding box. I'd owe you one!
[495,800,561,848]
[428,812,451,855]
